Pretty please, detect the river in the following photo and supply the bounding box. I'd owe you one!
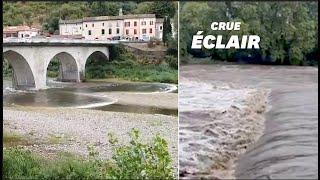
[3,79,178,116]
[179,64,318,179]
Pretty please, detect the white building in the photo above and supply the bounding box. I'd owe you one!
[59,9,157,41]
[155,18,175,40]
[58,19,83,36]
[3,26,40,38]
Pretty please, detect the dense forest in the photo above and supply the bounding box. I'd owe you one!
[3,1,176,34]
[180,1,318,66]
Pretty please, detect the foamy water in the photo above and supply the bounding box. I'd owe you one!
[180,64,318,179]
[179,79,269,179]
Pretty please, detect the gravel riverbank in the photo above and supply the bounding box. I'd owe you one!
[4,106,178,175]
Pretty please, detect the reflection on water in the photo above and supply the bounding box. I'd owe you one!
[180,64,318,179]
[46,80,177,93]
[91,104,178,116]
[3,89,112,107]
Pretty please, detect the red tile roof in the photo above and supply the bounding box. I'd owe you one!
[3,26,40,33]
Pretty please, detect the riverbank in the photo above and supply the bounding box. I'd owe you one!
[4,107,178,173]
[3,79,179,178]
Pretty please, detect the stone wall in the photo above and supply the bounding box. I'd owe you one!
[123,43,167,64]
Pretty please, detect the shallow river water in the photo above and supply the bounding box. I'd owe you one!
[3,80,178,116]
[180,64,318,179]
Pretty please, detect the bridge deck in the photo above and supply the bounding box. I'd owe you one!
[3,38,119,46]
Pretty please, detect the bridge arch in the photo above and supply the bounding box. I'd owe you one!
[3,50,36,89]
[46,52,80,82]
[84,51,109,79]
[86,51,109,64]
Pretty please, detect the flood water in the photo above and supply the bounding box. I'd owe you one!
[3,80,178,116]
[180,64,318,179]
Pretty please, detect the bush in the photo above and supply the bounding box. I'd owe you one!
[47,71,58,78]
[164,55,178,69]
[3,129,175,180]
[147,38,156,48]
[3,61,13,77]
[106,129,175,179]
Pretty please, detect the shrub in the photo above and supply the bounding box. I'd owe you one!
[106,129,175,179]
[3,129,175,179]
[164,55,178,69]
[147,38,156,48]
[47,71,58,78]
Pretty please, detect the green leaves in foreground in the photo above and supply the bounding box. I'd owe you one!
[3,129,174,180]
[106,129,175,179]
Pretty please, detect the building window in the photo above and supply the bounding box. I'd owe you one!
[159,26,162,31]
[116,21,119,27]
[141,21,146,25]
[134,29,137,34]
[125,22,130,27]
[142,29,146,34]
[150,21,153,25]
[92,23,94,27]
[102,29,105,35]
[134,21,137,26]
[126,29,129,35]
[80,27,81,30]
[86,24,88,27]
[149,28,152,33]
[88,30,91,35]
[116,28,119,34]
[109,28,112,35]
[102,23,104,26]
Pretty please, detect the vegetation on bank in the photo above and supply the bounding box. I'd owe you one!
[86,44,177,84]
[4,129,175,179]
[180,2,318,66]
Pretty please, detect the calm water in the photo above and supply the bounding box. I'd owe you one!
[3,80,178,116]
[180,64,318,179]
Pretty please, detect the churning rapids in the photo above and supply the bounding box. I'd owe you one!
[179,64,318,179]
[3,80,178,116]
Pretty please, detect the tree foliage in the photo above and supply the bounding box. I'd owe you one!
[3,1,177,34]
[180,1,318,66]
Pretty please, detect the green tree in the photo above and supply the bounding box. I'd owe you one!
[151,1,176,18]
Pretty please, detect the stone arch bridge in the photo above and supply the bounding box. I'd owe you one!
[3,39,118,90]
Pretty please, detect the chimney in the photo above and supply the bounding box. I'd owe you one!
[119,8,123,16]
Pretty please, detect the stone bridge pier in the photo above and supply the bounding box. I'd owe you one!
[3,39,116,90]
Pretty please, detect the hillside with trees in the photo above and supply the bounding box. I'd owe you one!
[180,1,318,66]
[3,1,176,34]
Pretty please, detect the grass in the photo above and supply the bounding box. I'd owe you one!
[3,132,32,147]
[3,129,175,180]
[47,134,65,144]
[3,148,106,180]
[86,63,178,84]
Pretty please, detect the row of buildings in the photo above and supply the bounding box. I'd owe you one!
[59,8,175,41]
[3,9,175,41]
[3,26,40,38]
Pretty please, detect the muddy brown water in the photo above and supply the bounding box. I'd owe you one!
[180,64,318,179]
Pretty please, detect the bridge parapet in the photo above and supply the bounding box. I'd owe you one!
[3,38,119,46]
